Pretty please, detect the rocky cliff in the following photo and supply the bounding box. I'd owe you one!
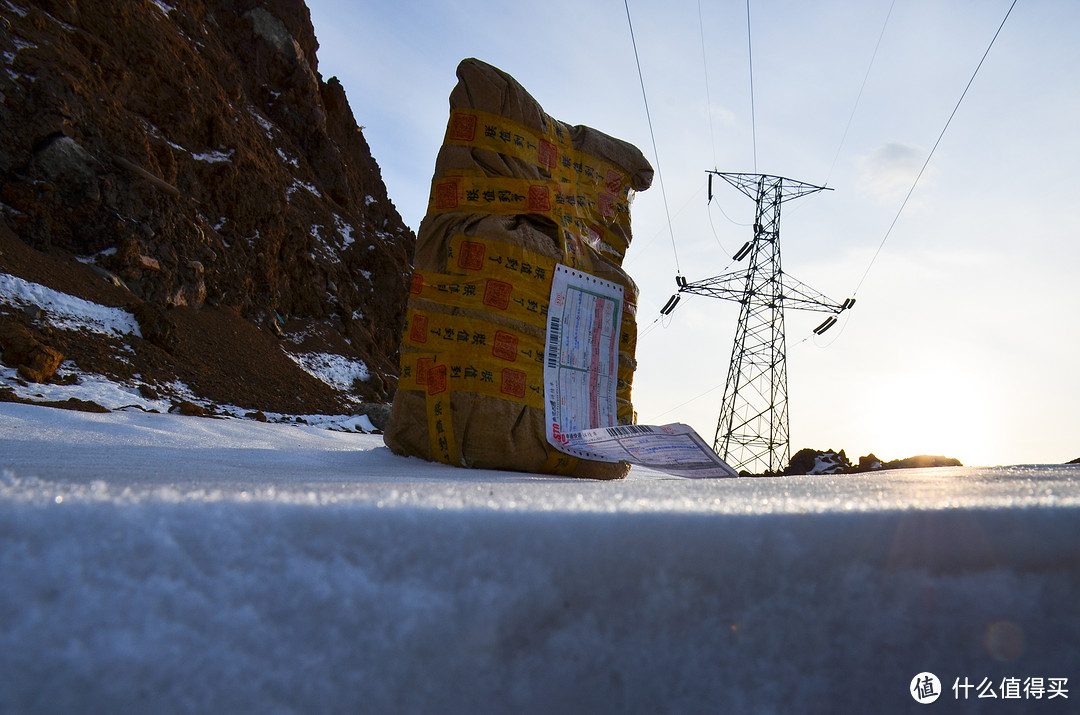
[0,0,414,414]
[782,447,964,476]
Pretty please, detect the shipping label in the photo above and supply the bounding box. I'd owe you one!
[544,264,738,478]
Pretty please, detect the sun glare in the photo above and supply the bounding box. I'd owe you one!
[863,367,996,466]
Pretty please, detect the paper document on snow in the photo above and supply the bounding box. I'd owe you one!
[544,264,738,478]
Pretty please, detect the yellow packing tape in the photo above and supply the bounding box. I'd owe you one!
[426,176,632,263]
[402,353,601,473]
[402,308,547,373]
[407,348,577,473]
[443,108,630,196]
[411,234,557,329]
[405,275,636,363]
[405,233,638,403]
[425,382,459,466]
[539,449,580,476]
[442,233,639,319]
[399,350,545,409]
[410,269,551,330]
[446,234,556,283]
[399,307,634,412]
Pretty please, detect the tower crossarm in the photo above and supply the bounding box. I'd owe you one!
[710,171,832,204]
[677,270,747,303]
[777,272,848,314]
[677,270,851,315]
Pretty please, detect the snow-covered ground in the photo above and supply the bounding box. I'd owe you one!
[1,271,375,424]
[2,401,1079,713]
[3,270,1079,711]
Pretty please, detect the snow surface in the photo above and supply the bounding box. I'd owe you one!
[0,272,374,431]
[2,401,1079,713]
[286,178,319,198]
[147,0,175,16]
[190,149,233,164]
[2,2,28,19]
[0,272,140,338]
[274,146,298,168]
[285,351,370,392]
[2,262,1078,711]
[332,213,355,249]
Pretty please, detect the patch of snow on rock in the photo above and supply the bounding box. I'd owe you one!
[192,149,234,163]
[0,273,140,338]
[249,106,275,136]
[286,179,319,199]
[333,214,355,249]
[148,0,176,15]
[285,351,369,391]
[275,147,298,168]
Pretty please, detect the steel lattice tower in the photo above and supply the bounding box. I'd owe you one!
[675,172,853,475]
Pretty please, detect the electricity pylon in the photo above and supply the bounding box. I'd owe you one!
[674,172,854,475]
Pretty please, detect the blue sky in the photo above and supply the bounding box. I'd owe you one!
[306,0,1080,466]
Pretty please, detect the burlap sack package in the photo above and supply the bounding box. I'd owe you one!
[384,58,653,479]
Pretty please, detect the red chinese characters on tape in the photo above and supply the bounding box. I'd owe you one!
[538,138,559,170]
[492,330,518,361]
[415,356,434,386]
[457,240,486,270]
[605,168,624,194]
[409,313,429,344]
[435,179,459,210]
[482,279,513,310]
[447,112,478,142]
[500,368,527,399]
[598,192,615,219]
[527,185,551,212]
[426,364,448,395]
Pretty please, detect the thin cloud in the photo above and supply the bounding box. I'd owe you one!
[856,141,936,202]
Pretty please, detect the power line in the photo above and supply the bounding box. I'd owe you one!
[745,0,758,173]
[624,0,681,274]
[852,0,1019,297]
[653,378,726,420]
[824,0,896,188]
[623,190,699,270]
[708,187,753,229]
[705,199,730,255]
[698,0,718,169]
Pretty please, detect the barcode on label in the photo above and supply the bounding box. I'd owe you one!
[606,424,653,437]
[547,316,561,369]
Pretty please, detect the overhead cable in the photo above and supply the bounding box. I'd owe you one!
[698,0,718,169]
[824,0,896,187]
[745,0,758,173]
[852,0,1019,297]
[624,0,681,274]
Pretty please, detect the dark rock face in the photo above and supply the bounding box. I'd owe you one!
[0,317,64,382]
[783,447,963,476]
[874,454,963,471]
[0,0,414,404]
[784,448,852,476]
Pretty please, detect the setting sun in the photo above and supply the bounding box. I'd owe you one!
[861,365,998,466]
